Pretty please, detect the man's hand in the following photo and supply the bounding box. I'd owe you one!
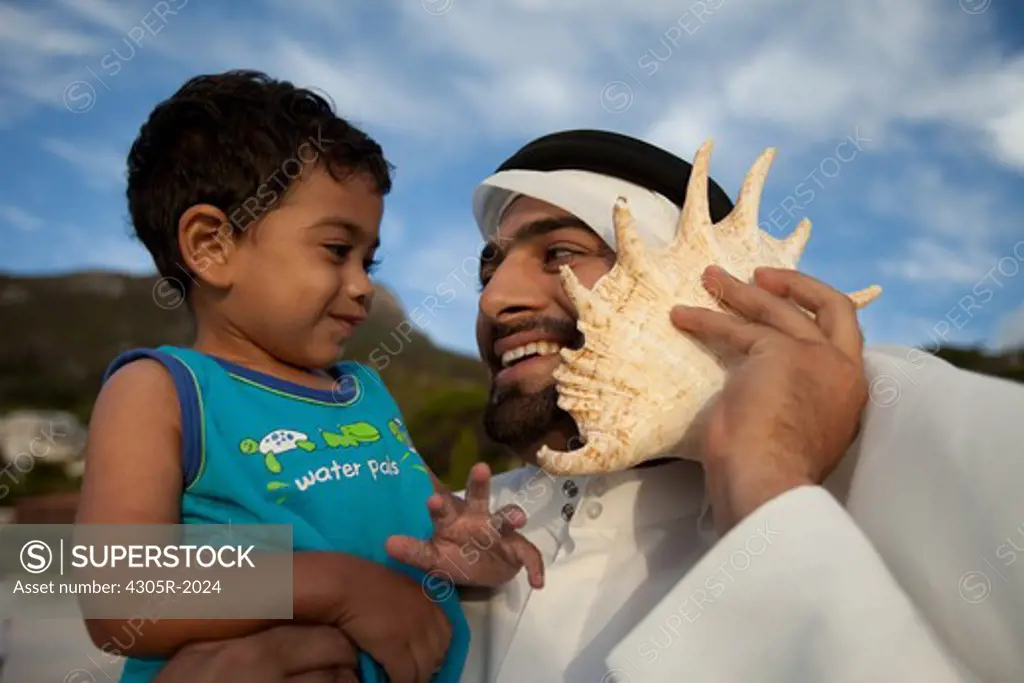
[153,624,359,683]
[670,265,870,535]
[386,463,545,589]
[328,555,453,683]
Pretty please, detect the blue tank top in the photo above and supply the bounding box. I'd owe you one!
[104,346,469,683]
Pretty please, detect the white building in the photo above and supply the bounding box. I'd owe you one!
[0,410,87,476]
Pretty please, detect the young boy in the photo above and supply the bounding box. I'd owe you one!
[76,70,544,683]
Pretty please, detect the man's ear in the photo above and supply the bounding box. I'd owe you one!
[177,204,238,289]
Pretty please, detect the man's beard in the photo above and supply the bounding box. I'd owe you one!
[481,315,582,452]
[483,381,572,451]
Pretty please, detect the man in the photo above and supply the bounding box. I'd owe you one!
[157,129,1024,682]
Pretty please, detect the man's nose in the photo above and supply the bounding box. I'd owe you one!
[479,255,549,322]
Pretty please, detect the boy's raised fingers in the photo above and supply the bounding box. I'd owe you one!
[464,462,492,515]
[426,493,458,528]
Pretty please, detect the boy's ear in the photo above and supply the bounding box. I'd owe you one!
[178,204,238,289]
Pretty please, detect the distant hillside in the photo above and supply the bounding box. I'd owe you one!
[0,271,1022,496]
[0,271,514,489]
[930,345,1024,384]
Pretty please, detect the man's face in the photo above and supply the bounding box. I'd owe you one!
[476,195,616,459]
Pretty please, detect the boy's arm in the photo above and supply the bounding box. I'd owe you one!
[75,359,357,658]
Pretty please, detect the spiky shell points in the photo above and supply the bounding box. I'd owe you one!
[535,141,881,476]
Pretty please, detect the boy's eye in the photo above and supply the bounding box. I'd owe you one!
[364,257,382,274]
[324,244,351,259]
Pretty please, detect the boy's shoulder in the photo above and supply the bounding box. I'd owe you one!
[103,344,205,380]
[90,348,185,446]
[100,351,178,397]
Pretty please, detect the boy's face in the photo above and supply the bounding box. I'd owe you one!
[209,166,383,369]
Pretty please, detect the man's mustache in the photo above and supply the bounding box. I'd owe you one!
[490,317,582,348]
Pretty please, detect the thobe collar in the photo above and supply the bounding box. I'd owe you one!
[513,456,715,553]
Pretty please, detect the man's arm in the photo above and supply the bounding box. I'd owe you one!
[607,484,980,682]
[608,348,1024,682]
[153,624,359,683]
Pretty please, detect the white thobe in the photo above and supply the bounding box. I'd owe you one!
[457,346,1024,682]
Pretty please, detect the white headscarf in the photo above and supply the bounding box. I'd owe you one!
[472,168,685,252]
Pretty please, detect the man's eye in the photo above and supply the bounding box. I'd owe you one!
[545,246,580,263]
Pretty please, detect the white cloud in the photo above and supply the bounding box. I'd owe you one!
[878,237,998,286]
[56,0,147,34]
[0,4,102,58]
[864,158,1024,289]
[256,39,453,136]
[638,1,1024,173]
[0,4,106,113]
[41,137,126,189]
[0,205,43,233]
[864,164,1013,242]
[453,68,594,139]
[5,0,1022,167]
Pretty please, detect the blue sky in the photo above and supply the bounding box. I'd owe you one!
[1,0,1023,359]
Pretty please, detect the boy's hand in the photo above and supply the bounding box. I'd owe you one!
[329,556,452,683]
[386,463,545,589]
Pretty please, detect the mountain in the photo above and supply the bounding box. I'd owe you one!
[0,271,515,494]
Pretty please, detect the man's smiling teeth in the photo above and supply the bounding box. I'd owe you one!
[500,341,563,368]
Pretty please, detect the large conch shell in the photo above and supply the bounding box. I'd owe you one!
[536,140,881,476]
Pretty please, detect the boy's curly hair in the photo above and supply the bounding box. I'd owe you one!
[126,69,393,294]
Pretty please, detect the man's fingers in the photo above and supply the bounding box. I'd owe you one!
[754,268,863,357]
[464,462,492,515]
[286,669,349,683]
[255,625,357,676]
[670,304,771,356]
[380,643,420,683]
[385,535,440,571]
[407,636,441,683]
[704,266,824,342]
[330,671,361,683]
